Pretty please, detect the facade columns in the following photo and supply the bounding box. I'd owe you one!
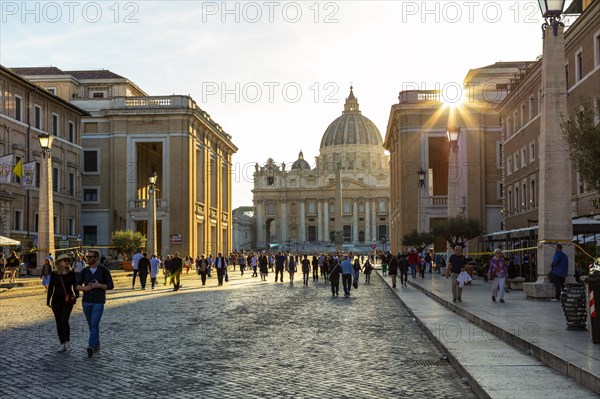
[323,200,329,241]
[317,200,323,241]
[365,200,371,242]
[280,201,287,244]
[256,200,265,245]
[352,199,358,243]
[371,198,377,240]
[299,201,306,242]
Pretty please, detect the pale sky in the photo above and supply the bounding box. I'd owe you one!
[0,1,574,208]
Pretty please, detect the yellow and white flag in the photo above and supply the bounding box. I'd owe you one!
[12,158,23,178]
[21,161,36,189]
[0,154,14,184]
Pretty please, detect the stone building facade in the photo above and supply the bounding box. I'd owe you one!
[498,0,600,231]
[253,88,390,251]
[0,65,87,264]
[13,67,238,258]
[384,63,525,253]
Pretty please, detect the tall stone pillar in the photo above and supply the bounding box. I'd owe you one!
[280,201,287,244]
[299,201,306,242]
[317,200,323,241]
[365,200,371,242]
[256,200,265,245]
[525,24,573,299]
[371,199,377,241]
[323,201,330,241]
[352,199,358,243]
[334,166,343,252]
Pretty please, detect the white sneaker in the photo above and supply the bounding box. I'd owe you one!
[56,344,66,353]
[64,342,72,352]
[550,298,560,302]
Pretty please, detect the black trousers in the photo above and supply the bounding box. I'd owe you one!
[200,271,207,285]
[52,304,74,344]
[139,272,148,289]
[275,266,284,282]
[151,277,157,288]
[132,269,138,287]
[330,276,339,294]
[342,274,352,294]
[554,276,566,300]
[303,272,309,285]
[217,268,225,285]
[312,267,319,281]
[400,268,408,285]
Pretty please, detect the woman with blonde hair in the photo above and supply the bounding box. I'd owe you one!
[47,254,78,352]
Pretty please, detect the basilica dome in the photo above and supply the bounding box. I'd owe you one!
[320,87,383,149]
[291,151,311,170]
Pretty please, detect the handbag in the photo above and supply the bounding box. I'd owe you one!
[225,271,229,282]
[548,270,555,284]
[352,276,358,289]
[59,274,76,305]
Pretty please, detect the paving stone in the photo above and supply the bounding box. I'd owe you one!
[0,272,476,398]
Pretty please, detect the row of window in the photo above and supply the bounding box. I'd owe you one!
[12,95,78,142]
[506,177,536,215]
[505,89,543,137]
[566,32,600,90]
[12,210,76,236]
[506,142,536,176]
[9,156,78,196]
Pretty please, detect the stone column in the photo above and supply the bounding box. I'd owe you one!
[371,199,377,241]
[352,199,358,243]
[256,200,265,245]
[280,201,287,244]
[365,200,371,242]
[525,24,573,299]
[299,201,306,242]
[317,200,323,241]
[335,166,343,252]
[447,143,461,218]
[323,200,330,242]
[37,149,55,274]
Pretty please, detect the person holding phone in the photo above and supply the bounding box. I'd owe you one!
[76,249,114,358]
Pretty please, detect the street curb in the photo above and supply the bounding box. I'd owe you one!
[405,276,600,395]
[376,272,491,399]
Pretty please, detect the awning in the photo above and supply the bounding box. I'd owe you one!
[0,235,21,246]
[483,217,600,239]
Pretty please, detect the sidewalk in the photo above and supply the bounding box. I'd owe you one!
[0,270,130,291]
[377,270,600,395]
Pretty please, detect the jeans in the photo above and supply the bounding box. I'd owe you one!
[400,268,408,285]
[200,271,207,285]
[342,274,352,294]
[132,269,138,288]
[139,272,148,289]
[216,268,225,285]
[330,275,339,295]
[410,264,417,278]
[82,302,105,349]
[275,266,284,282]
[303,272,309,285]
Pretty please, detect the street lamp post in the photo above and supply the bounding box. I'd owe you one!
[446,126,461,218]
[417,167,427,232]
[524,0,573,298]
[37,133,55,272]
[147,172,158,256]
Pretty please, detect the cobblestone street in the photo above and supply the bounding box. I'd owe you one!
[0,272,477,398]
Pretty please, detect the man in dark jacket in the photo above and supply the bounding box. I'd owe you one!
[170,252,183,291]
[550,244,568,302]
[328,255,340,297]
[214,252,227,286]
[138,252,151,290]
[399,253,409,287]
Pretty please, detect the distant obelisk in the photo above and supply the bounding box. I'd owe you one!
[335,162,343,252]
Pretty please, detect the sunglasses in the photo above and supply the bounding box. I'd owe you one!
[85,255,98,259]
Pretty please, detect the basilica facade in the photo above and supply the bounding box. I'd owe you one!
[253,88,390,250]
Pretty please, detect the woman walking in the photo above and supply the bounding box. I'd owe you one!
[301,255,311,286]
[47,254,78,352]
[259,254,269,281]
[287,254,297,284]
[488,249,507,303]
[363,259,373,283]
[41,258,53,291]
[388,253,399,288]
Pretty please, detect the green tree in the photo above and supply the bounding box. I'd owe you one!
[561,97,600,191]
[402,229,435,253]
[432,216,483,249]
[111,230,146,259]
